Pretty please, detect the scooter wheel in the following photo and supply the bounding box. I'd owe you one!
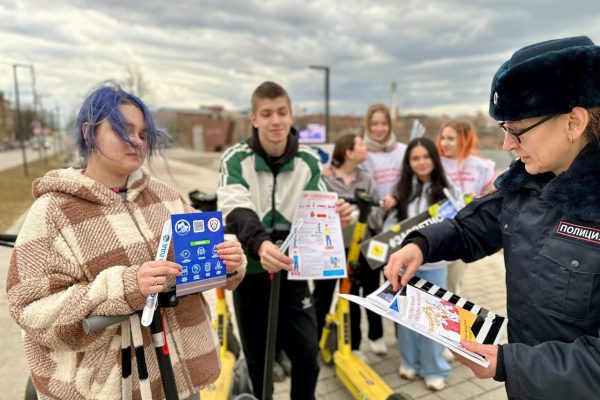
[227,327,241,360]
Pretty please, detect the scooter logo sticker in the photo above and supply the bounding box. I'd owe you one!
[367,240,389,263]
[207,217,221,232]
[174,219,191,235]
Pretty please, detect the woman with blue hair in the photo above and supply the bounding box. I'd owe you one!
[7,82,247,399]
[385,36,600,400]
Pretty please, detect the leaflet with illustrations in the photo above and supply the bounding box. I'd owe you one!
[361,199,459,270]
[171,211,226,296]
[288,191,347,280]
[341,276,508,367]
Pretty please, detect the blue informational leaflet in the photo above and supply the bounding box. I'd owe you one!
[171,211,226,296]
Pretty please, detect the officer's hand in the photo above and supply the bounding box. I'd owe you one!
[258,240,293,273]
[382,194,397,211]
[383,243,423,291]
[453,341,498,379]
[336,199,353,229]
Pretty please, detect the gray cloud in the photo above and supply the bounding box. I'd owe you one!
[1,0,599,124]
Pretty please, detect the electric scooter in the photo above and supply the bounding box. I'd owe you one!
[188,190,255,400]
[318,190,409,400]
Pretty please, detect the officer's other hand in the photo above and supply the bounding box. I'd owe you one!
[258,240,293,273]
[383,243,423,291]
[454,341,498,379]
[336,199,353,229]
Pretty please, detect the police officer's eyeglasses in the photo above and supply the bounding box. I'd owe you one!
[498,115,555,144]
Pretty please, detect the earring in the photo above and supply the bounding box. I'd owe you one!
[568,136,574,144]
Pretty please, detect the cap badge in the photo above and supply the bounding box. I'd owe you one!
[493,91,499,105]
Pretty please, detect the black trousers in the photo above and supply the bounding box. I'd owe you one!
[313,254,384,350]
[233,271,320,400]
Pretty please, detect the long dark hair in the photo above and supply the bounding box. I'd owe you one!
[394,138,449,221]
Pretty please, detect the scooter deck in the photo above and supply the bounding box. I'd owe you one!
[334,352,394,400]
[200,351,235,399]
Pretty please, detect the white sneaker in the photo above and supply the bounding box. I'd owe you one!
[352,350,369,363]
[398,365,417,381]
[425,377,446,391]
[368,337,388,355]
[443,348,455,362]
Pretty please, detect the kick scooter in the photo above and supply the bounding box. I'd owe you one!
[189,190,255,400]
[318,190,409,400]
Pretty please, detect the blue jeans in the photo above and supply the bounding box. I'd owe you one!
[396,267,452,379]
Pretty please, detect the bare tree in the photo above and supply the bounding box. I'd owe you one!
[123,62,150,98]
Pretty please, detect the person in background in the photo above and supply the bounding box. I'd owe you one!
[312,133,384,361]
[217,81,352,400]
[362,103,408,214]
[354,103,407,355]
[6,83,246,400]
[385,36,600,400]
[436,118,495,296]
[375,137,458,391]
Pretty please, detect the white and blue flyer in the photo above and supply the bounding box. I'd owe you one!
[171,211,226,296]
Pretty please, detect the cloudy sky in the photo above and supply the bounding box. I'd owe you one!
[1,0,599,124]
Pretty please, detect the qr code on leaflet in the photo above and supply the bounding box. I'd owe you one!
[193,220,205,233]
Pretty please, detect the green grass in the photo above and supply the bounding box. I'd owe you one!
[0,154,66,232]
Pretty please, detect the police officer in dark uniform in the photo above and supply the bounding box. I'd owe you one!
[384,36,600,400]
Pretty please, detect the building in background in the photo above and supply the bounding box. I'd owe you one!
[154,104,501,153]
[0,91,15,148]
[154,106,248,152]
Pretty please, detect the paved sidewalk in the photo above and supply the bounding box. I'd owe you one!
[0,149,508,399]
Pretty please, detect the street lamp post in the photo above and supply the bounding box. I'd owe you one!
[309,65,330,143]
[13,64,29,177]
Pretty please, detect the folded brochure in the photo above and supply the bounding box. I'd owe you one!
[341,276,508,367]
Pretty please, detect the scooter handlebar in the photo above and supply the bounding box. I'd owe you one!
[0,233,18,247]
[82,315,129,334]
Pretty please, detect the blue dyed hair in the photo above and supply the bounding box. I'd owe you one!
[73,81,168,164]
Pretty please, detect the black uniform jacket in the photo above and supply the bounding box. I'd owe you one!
[407,141,600,399]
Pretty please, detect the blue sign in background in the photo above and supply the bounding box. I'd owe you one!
[171,211,225,293]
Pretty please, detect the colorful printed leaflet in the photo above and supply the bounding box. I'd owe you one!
[288,191,347,280]
[342,276,508,367]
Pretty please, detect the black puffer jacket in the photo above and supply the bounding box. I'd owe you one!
[408,141,600,399]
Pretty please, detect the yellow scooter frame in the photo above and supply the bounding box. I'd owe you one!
[319,190,407,400]
[200,287,237,399]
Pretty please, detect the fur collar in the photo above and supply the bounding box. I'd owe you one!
[363,132,398,152]
[495,141,600,221]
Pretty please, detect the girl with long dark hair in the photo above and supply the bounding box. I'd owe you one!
[384,137,459,391]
